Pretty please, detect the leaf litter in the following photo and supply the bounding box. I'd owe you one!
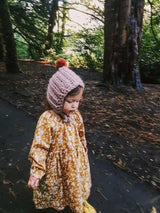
[0,60,160,191]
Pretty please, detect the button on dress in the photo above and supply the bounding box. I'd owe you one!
[29,110,91,213]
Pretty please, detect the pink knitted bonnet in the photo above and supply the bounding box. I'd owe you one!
[47,59,84,117]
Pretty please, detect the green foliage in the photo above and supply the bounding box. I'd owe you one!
[140,23,160,68]
[64,27,104,71]
[139,0,160,83]
[8,0,105,70]
[41,26,104,71]
[68,54,86,69]
[41,48,57,63]
[9,0,49,59]
[15,34,30,59]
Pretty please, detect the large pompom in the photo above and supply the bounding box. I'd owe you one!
[55,58,67,70]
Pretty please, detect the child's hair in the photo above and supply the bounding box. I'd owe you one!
[66,86,83,97]
[42,99,52,111]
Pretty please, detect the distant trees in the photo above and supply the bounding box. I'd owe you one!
[9,0,70,59]
[0,0,20,73]
[139,0,160,83]
[9,0,49,59]
[103,0,144,89]
[0,0,159,84]
[55,0,68,54]
[45,0,59,53]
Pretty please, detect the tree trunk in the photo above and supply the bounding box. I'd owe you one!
[45,0,59,52]
[56,0,67,54]
[0,0,20,73]
[59,0,67,53]
[0,32,4,61]
[103,0,144,90]
[0,21,4,61]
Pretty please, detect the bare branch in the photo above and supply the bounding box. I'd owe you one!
[59,2,104,23]
[63,6,104,23]
[67,16,87,30]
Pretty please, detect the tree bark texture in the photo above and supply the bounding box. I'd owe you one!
[103,0,144,90]
[0,0,20,73]
[59,0,67,53]
[45,0,59,52]
[0,32,4,61]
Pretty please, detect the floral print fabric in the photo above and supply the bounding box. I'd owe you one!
[29,110,91,213]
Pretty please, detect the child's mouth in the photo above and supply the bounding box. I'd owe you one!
[70,110,75,113]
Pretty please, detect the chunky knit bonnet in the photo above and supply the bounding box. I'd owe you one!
[47,62,84,118]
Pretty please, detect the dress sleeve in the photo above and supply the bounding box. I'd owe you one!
[28,111,54,179]
[76,111,87,148]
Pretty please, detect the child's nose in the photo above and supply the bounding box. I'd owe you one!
[72,102,78,108]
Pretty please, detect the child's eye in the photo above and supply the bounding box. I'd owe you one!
[66,100,80,104]
[66,100,73,103]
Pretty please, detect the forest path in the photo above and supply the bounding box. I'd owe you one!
[0,98,160,213]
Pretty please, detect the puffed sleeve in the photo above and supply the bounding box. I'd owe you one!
[28,111,55,179]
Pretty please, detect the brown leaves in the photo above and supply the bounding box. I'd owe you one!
[2,179,17,200]
[9,188,17,200]
[151,206,157,213]
[3,179,12,185]
[0,60,160,189]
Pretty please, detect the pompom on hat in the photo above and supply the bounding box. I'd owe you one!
[47,62,84,121]
[55,58,67,70]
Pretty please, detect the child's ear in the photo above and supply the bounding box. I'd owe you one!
[79,98,83,106]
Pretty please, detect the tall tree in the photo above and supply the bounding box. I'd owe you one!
[103,0,144,90]
[55,0,68,54]
[0,0,20,73]
[45,0,59,52]
[0,27,4,61]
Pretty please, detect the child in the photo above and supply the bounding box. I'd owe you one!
[28,59,91,213]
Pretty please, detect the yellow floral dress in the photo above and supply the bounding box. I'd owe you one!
[28,110,91,213]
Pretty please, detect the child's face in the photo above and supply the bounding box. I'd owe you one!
[63,88,83,115]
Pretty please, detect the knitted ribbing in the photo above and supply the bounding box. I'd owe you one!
[47,66,84,116]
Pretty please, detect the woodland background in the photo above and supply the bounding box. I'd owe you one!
[0,0,160,194]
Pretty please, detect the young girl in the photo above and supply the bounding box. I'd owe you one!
[28,59,91,213]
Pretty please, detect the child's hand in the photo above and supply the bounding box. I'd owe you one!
[83,143,88,152]
[28,175,39,189]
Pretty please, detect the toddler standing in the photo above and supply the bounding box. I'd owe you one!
[28,59,91,213]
